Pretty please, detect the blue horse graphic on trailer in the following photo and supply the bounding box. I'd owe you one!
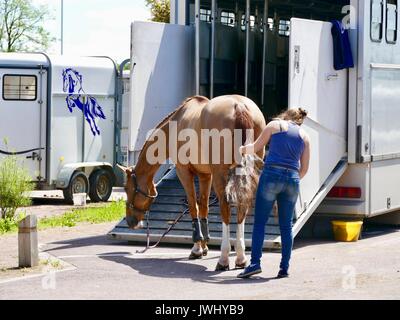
[62,68,106,136]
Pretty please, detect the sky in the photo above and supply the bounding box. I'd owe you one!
[33,0,151,63]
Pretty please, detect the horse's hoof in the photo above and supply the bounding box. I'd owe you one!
[202,248,209,257]
[189,252,203,260]
[215,263,230,272]
[235,262,247,269]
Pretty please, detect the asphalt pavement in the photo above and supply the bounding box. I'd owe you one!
[0,222,399,300]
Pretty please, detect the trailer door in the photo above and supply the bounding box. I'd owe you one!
[129,21,194,157]
[289,18,348,218]
[0,68,46,181]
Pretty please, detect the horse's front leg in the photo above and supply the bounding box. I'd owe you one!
[198,173,212,257]
[66,96,74,113]
[212,170,232,271]
[176,166,203,259]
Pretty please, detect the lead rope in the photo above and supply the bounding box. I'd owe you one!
[135,195,219,254]
[135,205,189,254]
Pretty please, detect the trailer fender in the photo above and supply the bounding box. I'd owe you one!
[56,162,116,189]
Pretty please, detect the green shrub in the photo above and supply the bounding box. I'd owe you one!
[0,155,33,220]
[0,213,26,234]
[0,217,17,234]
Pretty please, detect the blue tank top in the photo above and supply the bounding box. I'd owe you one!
[265,121,305,171]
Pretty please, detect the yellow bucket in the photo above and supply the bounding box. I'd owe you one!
[331,221,363,242]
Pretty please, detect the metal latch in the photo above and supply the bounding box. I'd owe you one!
[326,73,339,81]
[294,45,300,74]
[26,152,42,161]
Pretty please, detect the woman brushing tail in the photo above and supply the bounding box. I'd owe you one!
[237,108,310,279]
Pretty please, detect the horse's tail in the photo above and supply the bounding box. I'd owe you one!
[234,102,254,145]
[225,154,264,221]
[226,103,261,222]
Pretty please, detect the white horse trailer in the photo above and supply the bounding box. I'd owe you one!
[110,0,400,247]
[0,53,126,204]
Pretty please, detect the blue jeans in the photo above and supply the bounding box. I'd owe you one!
[250,166,300,272]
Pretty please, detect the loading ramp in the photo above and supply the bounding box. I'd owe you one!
[108,160,347,250]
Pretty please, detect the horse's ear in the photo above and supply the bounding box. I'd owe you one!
[116,164,135,176]
[116,164,128,173]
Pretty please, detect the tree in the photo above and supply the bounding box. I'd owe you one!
[145,0,170,23]
[0,0,54,52]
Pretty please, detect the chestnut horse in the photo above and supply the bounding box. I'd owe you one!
[118,95,266,271]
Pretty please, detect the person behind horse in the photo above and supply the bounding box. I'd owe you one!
[237,108,310,279]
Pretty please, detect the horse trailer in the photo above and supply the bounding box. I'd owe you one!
[0,53,128,203]
[109,0,400,247]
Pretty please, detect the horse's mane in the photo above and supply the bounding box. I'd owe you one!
[136,95,209,166]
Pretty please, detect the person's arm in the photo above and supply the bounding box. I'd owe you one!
[299,134,310,179]
[239,123,274,155]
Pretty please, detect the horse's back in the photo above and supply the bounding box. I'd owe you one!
[172,96,209,131]
[201,95,266,131]
[175,94,266,134]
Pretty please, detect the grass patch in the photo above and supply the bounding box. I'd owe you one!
[0,201,125,235]
[38,200,125,229]
[40,258,62,269]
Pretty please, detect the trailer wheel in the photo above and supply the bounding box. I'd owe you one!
[89,169,113,202]
[63,171,89,204]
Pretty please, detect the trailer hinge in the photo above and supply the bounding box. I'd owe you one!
[38,65,46,75]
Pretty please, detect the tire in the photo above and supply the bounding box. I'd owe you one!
[88,169,113,202]
[63,171,89,205]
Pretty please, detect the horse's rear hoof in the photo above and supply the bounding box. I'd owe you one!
[215,263,230,272]
[202,249,209,257]
[189,252,203,260]
[235,262,247,269]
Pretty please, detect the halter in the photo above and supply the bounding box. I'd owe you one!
[126,173,158,213]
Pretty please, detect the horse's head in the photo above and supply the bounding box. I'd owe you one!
[117,164,158,229]
[62,68,83,94]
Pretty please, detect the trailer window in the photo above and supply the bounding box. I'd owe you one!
[278,20,291,37]
[268,18,275,31]
[221,11,235,27]
[241,14,255,31]
[371,0,384,42]
[200,8,211,23]
[2,75,37,101]
[386,0,398,43]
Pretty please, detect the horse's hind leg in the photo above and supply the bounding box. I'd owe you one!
[212,169,232,271]
[198,173,212,257]
[176,166,203,260]
[87,103,100,135]
[83,105,97,136]
[235,209,248,269]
